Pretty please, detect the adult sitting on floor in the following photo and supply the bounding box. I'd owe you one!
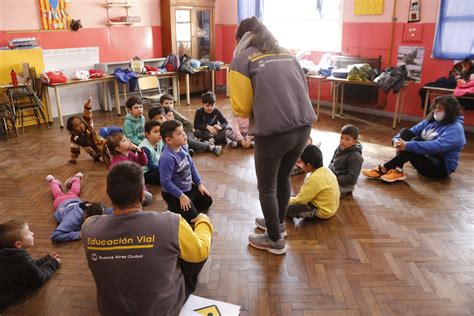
[362,95,466,182]
[81,161,213,315]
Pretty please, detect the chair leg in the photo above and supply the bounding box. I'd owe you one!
[1,118,8,138]
[37,107,49,129]
[34,109,41,126]
[8,115,19,136]
[20,111,25,134]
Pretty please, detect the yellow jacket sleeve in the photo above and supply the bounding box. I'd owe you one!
[229,70,253,118]
[289,175,321,205]
[178,216,213,263]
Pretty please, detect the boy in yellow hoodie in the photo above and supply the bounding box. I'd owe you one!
[288,145,340,220]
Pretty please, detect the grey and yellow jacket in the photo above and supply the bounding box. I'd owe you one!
[229,46,317,136]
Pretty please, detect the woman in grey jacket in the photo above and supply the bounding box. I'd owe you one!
[229,17,317,254]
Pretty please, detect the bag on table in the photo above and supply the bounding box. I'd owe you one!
[40,71,67,84]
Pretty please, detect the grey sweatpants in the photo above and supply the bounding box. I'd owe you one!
[254,125,311,241]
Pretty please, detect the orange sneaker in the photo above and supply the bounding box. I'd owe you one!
[380,169,406,182]
[362,165,386,179]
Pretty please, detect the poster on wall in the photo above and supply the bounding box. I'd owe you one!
[39,0,71,30]
[354,0,384,15]
[397,46,424,83]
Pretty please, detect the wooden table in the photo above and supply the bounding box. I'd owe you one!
[306,75,330,117]
[184,65,229,105]
[327,76,414,128]
[42,75,119,128]
[422,86,474,118]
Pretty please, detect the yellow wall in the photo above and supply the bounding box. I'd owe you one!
[0,48,44,84]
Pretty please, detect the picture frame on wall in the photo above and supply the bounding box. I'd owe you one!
[408,0,421,23]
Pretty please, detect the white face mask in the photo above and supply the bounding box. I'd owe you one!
[434,111,445,121]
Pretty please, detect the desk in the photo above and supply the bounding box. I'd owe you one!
[43,75,119,128]
[327,77,414,128]
[306,75,330,117]
[184,65,229,105]
[120,72,180,107]
[422,86,474,118]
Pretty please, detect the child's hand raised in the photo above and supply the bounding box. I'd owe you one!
[179,194,192,211]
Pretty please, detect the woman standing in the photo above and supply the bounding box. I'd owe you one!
[229,17,317,254]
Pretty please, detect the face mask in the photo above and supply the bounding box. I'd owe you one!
[434,111,445,121]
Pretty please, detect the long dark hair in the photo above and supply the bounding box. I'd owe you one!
[236,16,280,54]
[426,95,461,125]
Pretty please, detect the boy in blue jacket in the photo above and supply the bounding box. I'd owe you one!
[362,96,466,182]
[46,173,112,242]
[159,120,213,224]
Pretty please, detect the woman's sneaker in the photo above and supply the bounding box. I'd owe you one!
[255,217,287,237]
[380,169,406,182]
[248,233,286,255]
[361,165,386,179]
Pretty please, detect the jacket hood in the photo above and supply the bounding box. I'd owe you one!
[341,142,363,154]
[0,248,29,263]
[125,113,142,122]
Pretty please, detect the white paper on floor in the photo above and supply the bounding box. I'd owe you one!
[179,294,241,316]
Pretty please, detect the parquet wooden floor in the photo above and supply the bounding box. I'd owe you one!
[1,92,473,316]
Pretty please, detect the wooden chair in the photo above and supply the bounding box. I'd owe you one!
[0,95,19,138]
[137,76,164,108]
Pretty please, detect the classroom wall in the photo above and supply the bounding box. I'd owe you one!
[0,0,162,61]
[1,0,472,125]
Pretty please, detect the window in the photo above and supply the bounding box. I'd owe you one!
[262,0,342,52]
[433,0,474,59]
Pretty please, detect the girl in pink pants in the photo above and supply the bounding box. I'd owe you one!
[47,172,83,209]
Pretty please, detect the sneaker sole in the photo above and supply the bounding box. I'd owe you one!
[381,175,407,183]
[255,222,288,238]
[248,241,287,255]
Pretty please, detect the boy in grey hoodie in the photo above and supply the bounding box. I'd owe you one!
[329,124,364,196]
[123,96,145,145]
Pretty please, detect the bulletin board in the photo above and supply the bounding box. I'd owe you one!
[354,0,384,15]
[39,0,71,30]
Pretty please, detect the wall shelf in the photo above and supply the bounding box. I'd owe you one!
[106,0,139,26]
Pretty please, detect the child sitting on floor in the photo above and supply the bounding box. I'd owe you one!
[158,94,223,156]
[66,96,110,166]
[107,132,153,205]
[148,107,167,124]
[139,120,164,185]
[123,96,146,145]
[328,124,364,197]
[159,120,213,224]
[46,173,111,242]
[225,116,253,148]
[194,91,232,146]
[0,219,61,308]
[287,145,340,220]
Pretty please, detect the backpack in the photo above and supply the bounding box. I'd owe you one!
[178,54,194,74]
[161,54,180,72]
